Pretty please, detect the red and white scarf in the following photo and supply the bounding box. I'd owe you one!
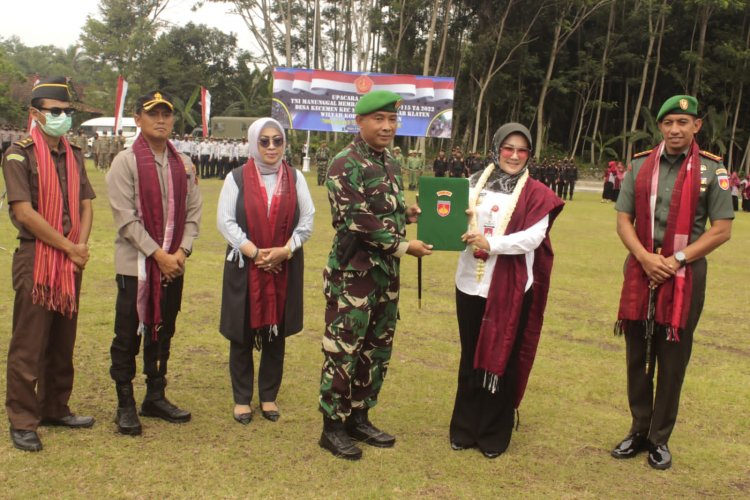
[616,140,700,341]
[30,126,80,317]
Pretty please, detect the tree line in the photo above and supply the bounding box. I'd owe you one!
[1,0,749,171]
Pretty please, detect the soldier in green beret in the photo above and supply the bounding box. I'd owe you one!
[318,90,433,460]
[611,95,733,470]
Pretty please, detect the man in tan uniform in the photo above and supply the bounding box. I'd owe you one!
[106,91,202,436]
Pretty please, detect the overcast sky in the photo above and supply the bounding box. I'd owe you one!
[4,0,255,52]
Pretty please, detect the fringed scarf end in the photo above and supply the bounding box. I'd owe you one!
[481,371,500,394]
[666,326,681,342]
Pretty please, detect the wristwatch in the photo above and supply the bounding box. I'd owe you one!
[674,251,687,268]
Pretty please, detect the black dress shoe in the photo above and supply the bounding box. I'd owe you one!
[450,440,474,451]
[260,403,280,422]
[115,406,142,435]
[233,412,253,425]
[40,414,95,428]
[648,443,672,470]
[481,449,502,459]
[319,429,362,460]
[140,398,191,423]
[611,433,648,459]
[10,429,42,452]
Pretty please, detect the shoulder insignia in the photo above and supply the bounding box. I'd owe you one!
[14,137,34,148]
[633,149,652,158]
[699,150,722,162]
[715,167,728,176]
[5,153,26,163]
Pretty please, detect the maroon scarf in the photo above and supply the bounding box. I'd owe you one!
[475,180,564,407]
[243,159,297,331]
[616,140,700,341]
[30,127,80,317]
[132,134,187,339]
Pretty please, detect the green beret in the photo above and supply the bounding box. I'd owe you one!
[657,95,698,121]
[31,76,72,103]
[354,90,402,115]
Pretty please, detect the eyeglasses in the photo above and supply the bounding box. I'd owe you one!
[38,107,75,117]
[258,136,284,148]
[499,145,530,159]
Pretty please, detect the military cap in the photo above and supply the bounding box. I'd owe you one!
[656,95,698,122]
[135,91,174,113]
[354,90,402,115]
[31,76,72,103]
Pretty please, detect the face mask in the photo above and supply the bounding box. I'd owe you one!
[39,113,72,137]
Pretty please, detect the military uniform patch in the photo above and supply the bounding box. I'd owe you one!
[633,149,652,159]
[717,171,729,190]
[699,150,722,162]
[5,153,25,163]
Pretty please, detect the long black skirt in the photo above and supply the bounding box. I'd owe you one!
[450,287,534,455]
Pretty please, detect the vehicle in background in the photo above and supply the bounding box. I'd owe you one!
[196,116,260,139]
[80,117,139,156]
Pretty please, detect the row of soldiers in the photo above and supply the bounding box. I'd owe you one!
[528,157,578,200]
[0,125,27,155]
[432,148,485,179]
[172,135,252,179]
[90,132,126,170]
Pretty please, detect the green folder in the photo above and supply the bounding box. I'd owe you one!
[417,176,470,251]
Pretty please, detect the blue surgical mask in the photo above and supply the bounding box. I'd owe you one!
[39,113,72,137]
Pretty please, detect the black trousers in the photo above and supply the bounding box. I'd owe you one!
[229,332,286,405]
[450,287,533,454]
[624,258,706,445]
[110,274,183,384]
[568,181,575,200]
[199,155,210,178]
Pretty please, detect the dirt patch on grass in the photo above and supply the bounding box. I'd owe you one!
[556,332,620,352]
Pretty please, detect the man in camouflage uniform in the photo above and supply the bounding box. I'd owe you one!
[316,141,330,186]
[611,95,733,470]
[318,90,433,460]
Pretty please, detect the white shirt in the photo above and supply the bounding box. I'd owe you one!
[455,188,549,298]
[216,167,315,266]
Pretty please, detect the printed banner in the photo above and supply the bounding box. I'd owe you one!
[272,68,454,138]
[201,87,211,138]
[113,76,128,135]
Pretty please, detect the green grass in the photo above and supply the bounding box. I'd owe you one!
[0,163,748,498]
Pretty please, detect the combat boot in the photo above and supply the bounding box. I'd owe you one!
[114,382,142,435]
[139,377,191,423]
[319,416,362,460]
[346,408,396,448]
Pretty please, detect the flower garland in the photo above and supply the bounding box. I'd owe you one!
[469,164,530,282]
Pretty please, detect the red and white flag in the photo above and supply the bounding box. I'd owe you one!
[113,76,128,135]
[201,87,211,138]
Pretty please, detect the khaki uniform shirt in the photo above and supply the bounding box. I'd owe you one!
[2,136,95,240]
[106,147,202,276]
[616,148,734,248]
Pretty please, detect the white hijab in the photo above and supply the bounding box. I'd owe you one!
[247,118,287,174]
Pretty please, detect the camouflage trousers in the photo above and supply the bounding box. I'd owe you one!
[319,265,400,420]
[317,162,328,186]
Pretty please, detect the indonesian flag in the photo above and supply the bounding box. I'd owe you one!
[201,87,211,138]
[27,76,41,133]
[113,76,128,135]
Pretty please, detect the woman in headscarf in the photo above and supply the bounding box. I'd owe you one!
[450,123,564,458]
[602,161,617,202]
[216,118,314,424]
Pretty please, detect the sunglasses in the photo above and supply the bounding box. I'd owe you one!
[38,107,75,117]
[499,145,530,159]
[258,136,284,148]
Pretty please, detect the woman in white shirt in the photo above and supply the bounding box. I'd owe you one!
[216,118,314,425]
[450,123,564,458]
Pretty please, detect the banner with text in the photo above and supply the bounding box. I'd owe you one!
[272,68,454,138]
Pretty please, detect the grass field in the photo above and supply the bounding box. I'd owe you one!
[0,163,748,498]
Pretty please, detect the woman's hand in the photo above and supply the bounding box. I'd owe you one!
[257,247,290,272]
[461,231,490,251]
